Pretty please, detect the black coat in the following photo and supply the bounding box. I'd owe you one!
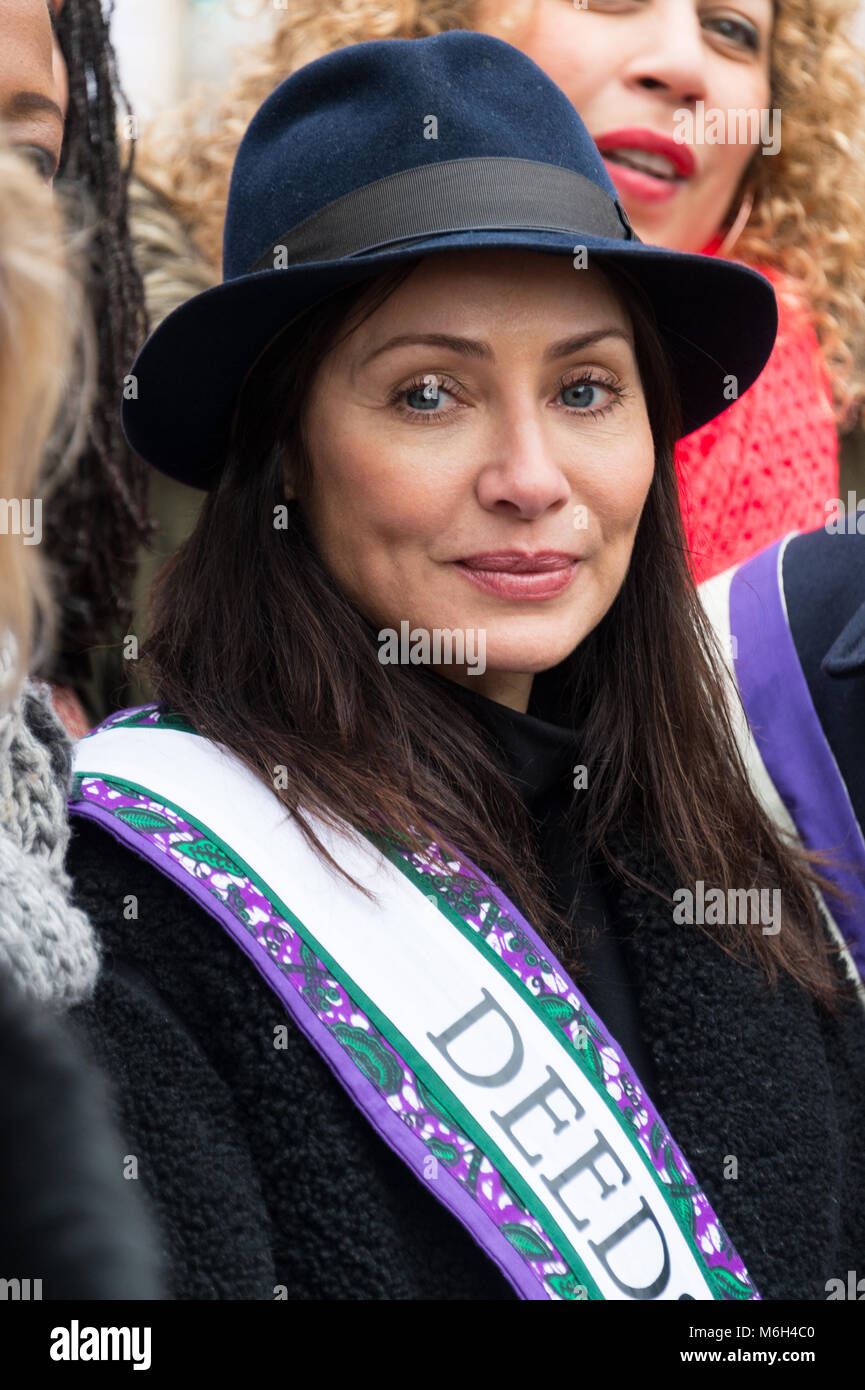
[64,684,865,1300]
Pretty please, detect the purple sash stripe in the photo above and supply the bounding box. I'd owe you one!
[730,538,865,978]
[70,795,545,1300]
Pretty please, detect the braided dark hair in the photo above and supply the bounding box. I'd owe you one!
[38,0,154,708]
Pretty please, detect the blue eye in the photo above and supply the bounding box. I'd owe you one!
[562,381,602,409]
[404,379,453,411]
[390,370,623,425]
[559,377,620,414]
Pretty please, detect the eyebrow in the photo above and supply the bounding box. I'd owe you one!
[362,327,634,366]
[5,91,65,125]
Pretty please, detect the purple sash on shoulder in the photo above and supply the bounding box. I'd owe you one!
[730,537,865,980]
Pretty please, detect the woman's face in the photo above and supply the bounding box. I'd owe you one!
[0,0,65,184]
[474,0,773,252]
[300,249,654,712]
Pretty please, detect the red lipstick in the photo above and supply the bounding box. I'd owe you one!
[595,127,696,204]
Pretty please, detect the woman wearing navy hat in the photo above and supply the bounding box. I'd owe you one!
[66,32,865,1302]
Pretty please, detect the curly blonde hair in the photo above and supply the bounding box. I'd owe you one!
[138,0,865,428]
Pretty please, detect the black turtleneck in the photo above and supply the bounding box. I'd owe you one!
[436,670,660,1096]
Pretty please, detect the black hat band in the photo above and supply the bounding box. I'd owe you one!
[246,156,636,274]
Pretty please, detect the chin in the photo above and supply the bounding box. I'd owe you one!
[627,205,687,247]
[481,636,582,675]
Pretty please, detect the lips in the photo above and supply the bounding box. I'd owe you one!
[595,127,696,186]
[456,551,576,572]
[595,129,698,201]
[453,552,580,601]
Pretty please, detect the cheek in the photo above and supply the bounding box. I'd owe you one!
[586,423,655,540]
[718,56,771,112]
[519,24,613,114]
[705,65,772,172]
[304,410,450,568]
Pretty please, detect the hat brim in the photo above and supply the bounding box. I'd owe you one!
[122,229,777,489]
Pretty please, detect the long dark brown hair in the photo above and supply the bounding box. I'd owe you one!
[142,254,849,1010]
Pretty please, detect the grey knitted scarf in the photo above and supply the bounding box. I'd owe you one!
[0,677,99,1009]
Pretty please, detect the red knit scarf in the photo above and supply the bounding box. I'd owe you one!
[676,238,838,583]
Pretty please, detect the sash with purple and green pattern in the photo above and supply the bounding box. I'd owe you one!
[69,704,759,1302]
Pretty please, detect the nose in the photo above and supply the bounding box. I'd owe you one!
[622,1,709,109]
[474,403,572,521]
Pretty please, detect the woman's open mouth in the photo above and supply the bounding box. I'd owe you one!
[453,551,580,600]
[595,128,696,204]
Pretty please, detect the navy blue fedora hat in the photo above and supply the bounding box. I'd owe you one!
[122,29,778,489]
